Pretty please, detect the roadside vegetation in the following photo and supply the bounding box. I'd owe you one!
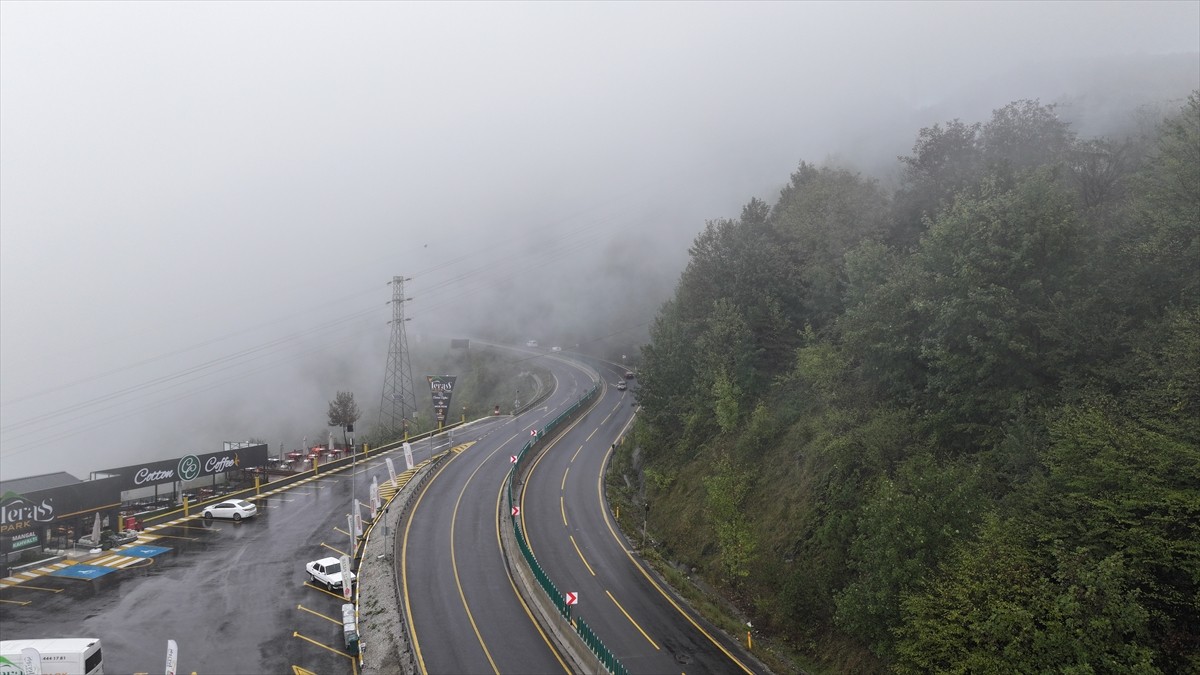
[364,343,552,447]
[611,94,1199,672]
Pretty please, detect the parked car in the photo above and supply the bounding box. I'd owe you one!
[201,499,258,521]
[307,557,356,591]
[624,371,635,380]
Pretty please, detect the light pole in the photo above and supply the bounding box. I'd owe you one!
[345,423,356,552]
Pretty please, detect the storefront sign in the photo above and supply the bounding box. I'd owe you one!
[97,445,269,490]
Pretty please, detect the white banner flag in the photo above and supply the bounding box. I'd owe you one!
[165,639,178,675]
[403,442,414,470]
[370,478,380,518]
[385,457,397,484]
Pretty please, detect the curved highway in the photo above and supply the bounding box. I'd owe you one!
[519,357,765,674]
[399,350,596,674]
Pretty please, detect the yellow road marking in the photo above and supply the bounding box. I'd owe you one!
[597,432,755,674]
[12,585,63,593]
[561,467,569,491]
[292,667,318,675]
[606,589,659,650]
[321,542,349,557]
[561,496,568,527]
[449,452,502,674]
[570,535,596,577]
[402,454,458,674]
[492,467,572,675]
[292,631,355,660]
[303,582,349,600]
[297,604,342,625]
[0,598,31,606]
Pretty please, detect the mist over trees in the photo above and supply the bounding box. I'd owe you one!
[616,93,1199,672]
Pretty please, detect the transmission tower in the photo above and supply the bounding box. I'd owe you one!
[379,275,417,436]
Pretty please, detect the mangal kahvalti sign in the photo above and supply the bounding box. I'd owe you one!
[96,444,269,491]
[427,375,456,423]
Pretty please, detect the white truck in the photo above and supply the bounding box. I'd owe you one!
[1,638,104,674]
[306,557,355,591]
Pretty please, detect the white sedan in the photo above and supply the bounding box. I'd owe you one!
[202,499,258,521]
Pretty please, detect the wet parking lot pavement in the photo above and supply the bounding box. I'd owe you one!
[0,450,432,674]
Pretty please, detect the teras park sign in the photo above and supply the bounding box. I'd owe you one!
[427,375,456,424]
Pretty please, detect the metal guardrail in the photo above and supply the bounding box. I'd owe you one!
[504,384,629,675]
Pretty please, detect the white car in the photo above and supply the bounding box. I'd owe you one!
[307,557,356,591]
[202,499,257,521]
[551,346,562,352]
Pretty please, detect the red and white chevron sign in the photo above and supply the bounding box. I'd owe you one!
[510,455,517,463]
[512,505,520,517]
[530,429,538,437]
[564,592,578,605]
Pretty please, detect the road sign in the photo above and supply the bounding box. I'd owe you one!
[565,591,578,605]
[511,505,520,517]
[530,429,538,437]
[510,455,517,463]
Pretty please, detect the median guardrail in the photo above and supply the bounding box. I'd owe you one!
[503,383,629,675]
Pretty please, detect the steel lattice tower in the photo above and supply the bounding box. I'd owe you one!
[379,275,417,436]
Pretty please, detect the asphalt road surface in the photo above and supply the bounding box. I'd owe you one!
[518,356,765,674]
[400,349,598,674]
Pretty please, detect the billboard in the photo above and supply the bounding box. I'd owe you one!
[426,375,456,424]
[96,444,269,491]
[0,476,123,547]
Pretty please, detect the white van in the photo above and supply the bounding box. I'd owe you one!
[0,638,103,674]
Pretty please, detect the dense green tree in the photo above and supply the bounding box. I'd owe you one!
[770,162,891,330]
[912,167,1085,446]
[894,516,1157,674]
[624,94,1199,673]
[834,452,983,659]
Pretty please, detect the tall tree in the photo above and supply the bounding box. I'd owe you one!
[327,391,361,451]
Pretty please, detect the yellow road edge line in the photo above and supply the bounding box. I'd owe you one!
[606,589,660,650]
[570,535,596,577]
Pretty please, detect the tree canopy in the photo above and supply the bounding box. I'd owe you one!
[618,94,1200,673]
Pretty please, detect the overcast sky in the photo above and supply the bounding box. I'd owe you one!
[2,1,1197,480]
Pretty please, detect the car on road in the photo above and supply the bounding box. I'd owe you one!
[551,346,562,352]
[202,499,258,521]
[306,557,356,591]
[616,381,627,391]
[624,371,635,380]
[525,339,539,347]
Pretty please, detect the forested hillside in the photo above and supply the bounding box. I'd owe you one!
[611,94,1199,673]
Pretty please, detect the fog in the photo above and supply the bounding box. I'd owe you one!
[2,1,1197,480]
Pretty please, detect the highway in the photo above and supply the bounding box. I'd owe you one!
[401,346,765,674]
[519,357,763,674]
[400,350,597,673]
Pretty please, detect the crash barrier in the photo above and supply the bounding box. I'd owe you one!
[504,384,629,675]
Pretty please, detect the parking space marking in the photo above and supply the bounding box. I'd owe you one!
[320,542,349,557]
[297,604,342,625]
[303,582,349,600]
[292,631,356,661]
